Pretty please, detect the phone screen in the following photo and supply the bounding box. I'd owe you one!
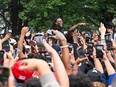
[68,45,73,53]
[29,27,33,33]
[33,34,46,53]
[87,43,93,55]
[47,29,53,36]
[0,50,4,65]
[105,34,113,50]
[33,35,45,47]
[2,40,10,52]
[96,46,103,52]
[0,66,9,87]
[96,45,104,59]
[0,50,5,59]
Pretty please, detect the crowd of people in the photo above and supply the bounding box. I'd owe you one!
[0,18,116,87]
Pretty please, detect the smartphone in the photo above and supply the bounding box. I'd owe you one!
[45,54,52,63]
[0,50,4,65]
[0,50,5,58]
[25,27,33,40]
[33,33,46,53]
[47,29,53,36]
[85,37,91,43]
[2,40,10,52]
[95,45,104,59]
[105,33,113,50]
[86,43,93,55]
[76,47,86,58]
[29,27,33,33]
[68,45,73,53]
[33,33,45,47]
[0,66,9,86]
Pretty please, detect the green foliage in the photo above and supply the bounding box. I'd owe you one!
[1,0,116,33]
[0,0,10,30]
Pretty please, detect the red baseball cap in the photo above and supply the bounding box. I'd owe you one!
[12,60,40,82]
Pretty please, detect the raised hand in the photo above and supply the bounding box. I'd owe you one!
[52,30,66,41]
[99,22,106,35]
[21,27,29,36]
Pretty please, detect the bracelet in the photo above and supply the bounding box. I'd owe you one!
[61,45,69,49]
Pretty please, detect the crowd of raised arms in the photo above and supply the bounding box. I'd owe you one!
[0,18,116,87]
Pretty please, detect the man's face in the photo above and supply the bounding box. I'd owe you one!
[56,18,63,27]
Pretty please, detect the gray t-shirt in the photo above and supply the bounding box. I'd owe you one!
[40,73,60,87]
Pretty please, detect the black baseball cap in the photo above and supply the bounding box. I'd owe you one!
[87,68,102,82]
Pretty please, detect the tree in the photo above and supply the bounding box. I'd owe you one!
[0,0,11,34]
[1,0,116,36]
[19,0,116,32]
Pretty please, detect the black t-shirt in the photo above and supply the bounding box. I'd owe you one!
[51,25,64,34]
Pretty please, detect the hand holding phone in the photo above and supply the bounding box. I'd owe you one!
[47,29,53,36]
[105,33,113,50]
[2,40,10,52]
[68,45,73,53]
[86,43,93,55]
[95,45,104,59]
[33,33,45,47]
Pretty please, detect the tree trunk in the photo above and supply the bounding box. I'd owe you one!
[10,0,22,36]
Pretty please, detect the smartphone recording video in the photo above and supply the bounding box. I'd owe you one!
[85,37,91,43]
[33,33,45,47]
[25,27,33,40]
[29,27,33,33]
[47,29,53,36]
[105,33,113,50]
[0,50,5,58]
[33,33,46,53]
[95,45,104,59]
[86,43,93,55]
[0,50,4,65]
[2,40,10,52]
[68,45,73,53]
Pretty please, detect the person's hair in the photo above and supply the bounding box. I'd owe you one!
[68,73,93,87]
[105,22,114,29]
[51,17,62,29]
[22,78,41,87]
[52,18,61,25]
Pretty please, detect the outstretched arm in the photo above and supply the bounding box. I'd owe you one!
[103,51,115,76]
[18,27,28,59]
[69,23,86,32]
[43,40,69,87]
[92,48,104,74]
[19,59,60,87]
[52,30,72,75]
